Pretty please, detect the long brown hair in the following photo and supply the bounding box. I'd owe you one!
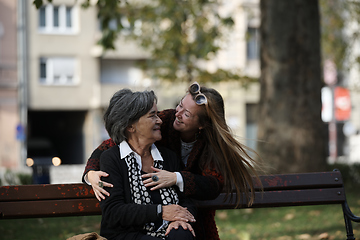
[192,86,262,207]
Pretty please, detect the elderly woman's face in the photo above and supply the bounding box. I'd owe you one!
[130,102,163,143]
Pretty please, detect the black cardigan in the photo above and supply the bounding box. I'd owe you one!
[99,145,197,240]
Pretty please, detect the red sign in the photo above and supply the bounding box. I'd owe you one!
[335,87,351,121]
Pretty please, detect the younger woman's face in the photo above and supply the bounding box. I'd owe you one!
[173,94,203,136]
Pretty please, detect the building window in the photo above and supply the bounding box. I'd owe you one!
[53,6,59,27]
[38,4,77,34]
[39,7,46,27]
[98,17,142,36]
[246,27,260,60]
[66,7,72,27]
[100,59,143,85]
[40,57,77,85]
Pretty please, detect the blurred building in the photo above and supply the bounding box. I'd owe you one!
[345,15,360,164]
[1,0,261,184]
[0,0,21,176]
[2,0,360,185]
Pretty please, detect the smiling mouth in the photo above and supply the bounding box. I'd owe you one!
[153,124,161,130]
[175,117,183,124]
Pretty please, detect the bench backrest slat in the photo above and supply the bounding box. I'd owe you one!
[0,184,94,202]
[258,171,343,190]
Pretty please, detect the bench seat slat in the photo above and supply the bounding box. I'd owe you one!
[197,188,346,209]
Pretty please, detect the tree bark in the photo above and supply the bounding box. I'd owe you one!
[258,0,327,173]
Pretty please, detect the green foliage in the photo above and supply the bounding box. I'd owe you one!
[320,0,360,75]
[320,0,347,71]
[17,173,33,185]
[4,169,19,185]
[90,0,246,83]
[0,216,102,240]
[216,201,360,239]
[33,0,253,84]
[1,169,32,186]
[33,0,52,9]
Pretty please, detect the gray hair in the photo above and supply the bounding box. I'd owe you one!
[104,89,157,144]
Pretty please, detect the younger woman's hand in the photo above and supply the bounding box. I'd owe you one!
[142,167,177,190]
[87,170,113,201]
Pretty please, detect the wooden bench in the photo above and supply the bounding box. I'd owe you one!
[1,170,359,239]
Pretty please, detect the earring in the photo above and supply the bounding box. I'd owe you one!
[196,128,202,139]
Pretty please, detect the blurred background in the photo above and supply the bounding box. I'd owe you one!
[0,0,360,186]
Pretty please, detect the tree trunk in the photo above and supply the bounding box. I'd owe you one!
[258,0,327,174]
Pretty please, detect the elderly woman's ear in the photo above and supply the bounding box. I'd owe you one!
[127,125,135,133]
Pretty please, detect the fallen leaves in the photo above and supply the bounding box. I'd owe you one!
[284,213,295,220]
[297,233,311,239]
[216,211,228,220]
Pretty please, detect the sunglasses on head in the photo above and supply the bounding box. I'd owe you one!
[189,82,208,105]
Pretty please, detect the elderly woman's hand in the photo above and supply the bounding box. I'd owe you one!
[165,220,196,237]
[87,170,113,201]
[162,204,196,223]
[142,167,177,190]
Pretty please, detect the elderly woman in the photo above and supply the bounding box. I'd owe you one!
[99,89,196,240]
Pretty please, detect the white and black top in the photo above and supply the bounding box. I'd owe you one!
[99,141,197,240]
